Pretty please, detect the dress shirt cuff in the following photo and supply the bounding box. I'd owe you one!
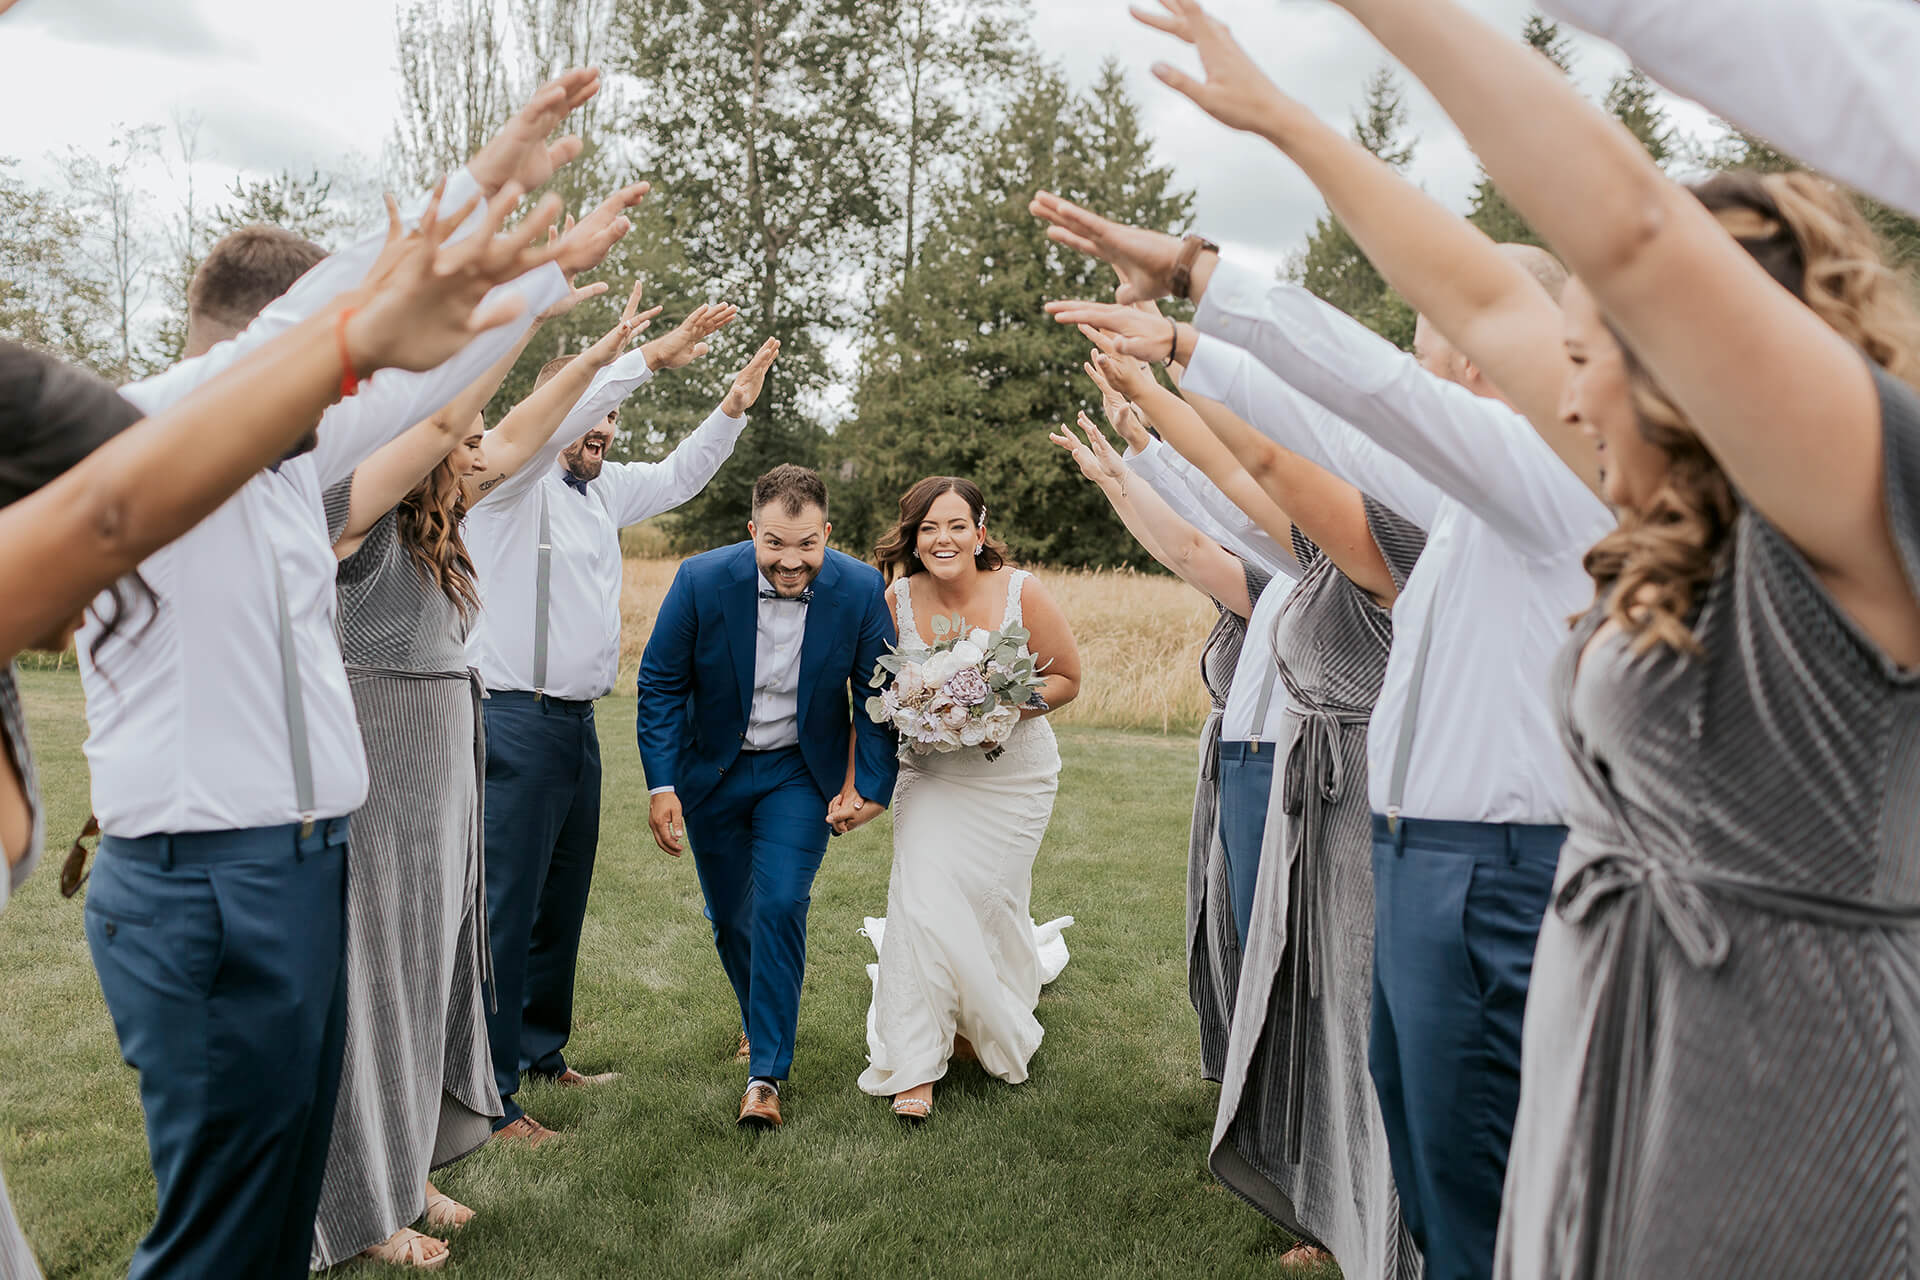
[648,785,675,795]
[1192,258,1274,348]
[1180,334,1241,404]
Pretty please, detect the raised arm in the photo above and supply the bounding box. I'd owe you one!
[1134,3,1595,494]
[1541,0,1920,221]
[0,189,571,662]
[1324,0,1917,647]
[1052,413,1254,617]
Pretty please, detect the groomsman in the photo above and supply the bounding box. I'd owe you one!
[75,78,600,1279]
[465,322,781,1143]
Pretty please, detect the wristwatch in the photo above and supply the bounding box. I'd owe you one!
[1170,234,1219,301]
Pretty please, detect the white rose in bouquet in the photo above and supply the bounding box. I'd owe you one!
[950,639,985,668]
[968,628,992,649]
[921,650,962,687]
[894,663,927,702]
[941,702,971,729]
[959,720,989,747]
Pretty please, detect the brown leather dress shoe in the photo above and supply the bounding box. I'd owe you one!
[737,1083,782,1129]
[733,1032,751,1062]
[552,1068,621,1086]
[491,1116,561,1148]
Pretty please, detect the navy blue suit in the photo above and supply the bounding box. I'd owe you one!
[636,542,897,1079]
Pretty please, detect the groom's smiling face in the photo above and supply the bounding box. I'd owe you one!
[749,502,831,597]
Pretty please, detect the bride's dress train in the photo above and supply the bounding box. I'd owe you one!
[857,571,1071,1095]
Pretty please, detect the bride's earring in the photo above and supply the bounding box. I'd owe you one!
[974,545,984,557]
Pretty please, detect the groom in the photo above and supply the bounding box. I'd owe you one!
[636,464,899,1128]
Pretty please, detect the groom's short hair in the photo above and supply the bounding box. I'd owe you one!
[753,464,828,519]
[185,225,326,356]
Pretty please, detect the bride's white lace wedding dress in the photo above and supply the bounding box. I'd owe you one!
[857,570,1073,1095]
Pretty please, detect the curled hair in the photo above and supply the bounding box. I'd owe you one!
[1585,170,1920,653]
[396,459,481,620]
[873,476,1009,582]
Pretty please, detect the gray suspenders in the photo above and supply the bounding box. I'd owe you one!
[267,549,317,837]
[1244,598,1287,754]
[1384,614,1436,834]
[533,486,553,697]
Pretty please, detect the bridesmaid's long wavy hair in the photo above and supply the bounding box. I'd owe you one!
[397,457,482,620]
[873,476,1010,582]
[1585,170,1920,654]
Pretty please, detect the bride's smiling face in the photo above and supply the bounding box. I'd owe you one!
[916,491,984,581]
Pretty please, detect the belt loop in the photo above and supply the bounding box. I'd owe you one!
[158,834,175,872]
[1507,825,1521,867]
[1392,816,1407,856]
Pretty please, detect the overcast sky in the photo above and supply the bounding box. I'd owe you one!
[0,0,1728,284]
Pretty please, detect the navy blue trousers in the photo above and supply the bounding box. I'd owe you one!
[1368,815,1564,1280]
[682,747,831,1082]
[1217,741,1277,951]
[85,817,350,1280]
[482,691,602,1126]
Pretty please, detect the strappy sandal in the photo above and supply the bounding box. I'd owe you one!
[360,1227,450,1269]
[422,1184,473,1230]
[1277,1243,1333,1269]
[891,1096,933,1122]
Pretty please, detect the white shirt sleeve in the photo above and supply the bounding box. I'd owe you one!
[597,404,750,529]
[1541,0,1920,221]
[1193,260,1607,558]
[1123,440,1300,581]
[1183,334,1445,531]
[120,169,487,415]
[475,347,661,510]
[305,263,570,489]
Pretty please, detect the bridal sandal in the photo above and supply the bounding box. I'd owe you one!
[891,1096,933,1122]
[361,1227,450,1269]
[422,1184,474,1230]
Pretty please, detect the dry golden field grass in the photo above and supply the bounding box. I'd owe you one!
[616,556,1217,734]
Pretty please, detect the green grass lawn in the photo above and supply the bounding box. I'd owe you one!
[0,669,1331,1278]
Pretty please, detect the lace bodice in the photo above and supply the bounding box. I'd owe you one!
[891,568,1032,654]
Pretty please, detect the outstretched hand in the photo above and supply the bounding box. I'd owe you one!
[1029,191,1183,304]
[578,280,666,368]
[347,180,565,376]
[643,302,740,372]
[1044,298,1186,365]
[553,181,650,278]
[722,338,782,416]
[468,69,600,195]
[1132,0,1296,136]
[1081,324,1162,402]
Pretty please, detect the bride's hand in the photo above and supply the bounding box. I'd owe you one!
[826,788,884,836]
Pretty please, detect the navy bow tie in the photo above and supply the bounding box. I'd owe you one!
[759,588,812,603]
[561,470,591,495]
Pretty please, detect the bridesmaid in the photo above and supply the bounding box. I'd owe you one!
[310,283,653,1271]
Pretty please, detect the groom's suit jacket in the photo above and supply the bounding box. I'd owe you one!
[635,541,899,815]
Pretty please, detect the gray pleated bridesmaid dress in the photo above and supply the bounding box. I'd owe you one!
[0,666,44,1280]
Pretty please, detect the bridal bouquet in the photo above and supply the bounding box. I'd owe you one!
[865,615,1046,761]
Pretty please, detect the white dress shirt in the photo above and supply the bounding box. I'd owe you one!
[1123,438,1300,583]
[465,353,747,701]
[1542,0,1920,221]
[744,573,808,750]
[1188,262,1613,825]
[76,189,566,838]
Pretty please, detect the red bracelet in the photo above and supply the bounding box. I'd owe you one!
[336,307,362,400]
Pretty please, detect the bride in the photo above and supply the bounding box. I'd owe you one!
[856,476,1082,1120]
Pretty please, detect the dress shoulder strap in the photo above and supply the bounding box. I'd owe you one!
[891,577,918,640]
[1001,569,1030,630]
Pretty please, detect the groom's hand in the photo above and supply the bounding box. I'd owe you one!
[649,791,687,856]
[826,789,884,836]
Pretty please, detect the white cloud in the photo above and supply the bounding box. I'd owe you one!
[9,0,242,58]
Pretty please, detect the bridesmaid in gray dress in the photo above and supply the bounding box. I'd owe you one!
[1,667,45,1280]
[1210,498,1424,1280]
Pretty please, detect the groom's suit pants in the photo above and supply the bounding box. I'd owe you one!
[482,691,603,1126]
[684,745,831,1081]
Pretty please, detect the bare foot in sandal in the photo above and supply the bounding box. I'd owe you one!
[361,1227,449,1269]
[422,1181,473,1230]
[1278,1243,1333,1270]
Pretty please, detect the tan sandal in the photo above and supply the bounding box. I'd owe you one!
[360,1227,450,1269]
[1278,1243,1333,1269]
[422,1182,473,1230]
[891,1096,932,1122]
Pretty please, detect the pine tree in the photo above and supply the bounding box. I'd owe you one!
[1466,16,1575,248]
[1604,68,1673,167]
[1286,65,1418,348]
[833,63,1194,567]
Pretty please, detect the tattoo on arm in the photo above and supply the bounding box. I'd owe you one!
[476,473,507,493]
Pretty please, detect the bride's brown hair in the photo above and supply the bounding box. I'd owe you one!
[873,476,1010,583]
[396,457,482,620]
[1584,170,1920,654]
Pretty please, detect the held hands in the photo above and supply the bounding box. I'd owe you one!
[468,69,600,195]
[642,303,740,372]
[721,338,781,417]
[578,280,666,369]
[1030,192,1183,304]
[826,788,884,837]
[345,180,565,377]
[1133,0,1296,136]
[648,791,687,857]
